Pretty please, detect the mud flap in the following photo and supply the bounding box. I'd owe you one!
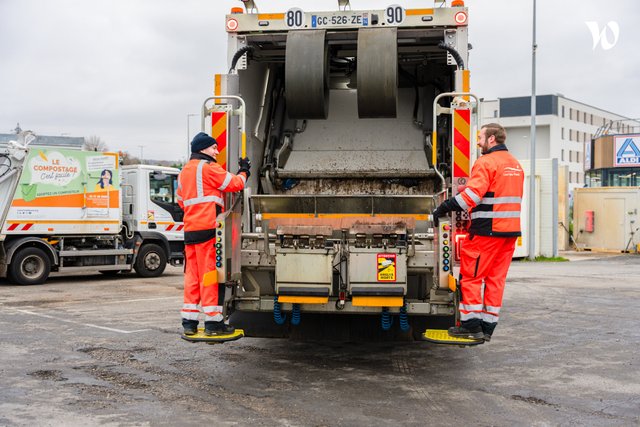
[422,329,484,346]
[181,328,244,344]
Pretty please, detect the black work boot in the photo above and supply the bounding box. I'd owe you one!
[482,321,497,343]
[182,319,198,336]
[204,321,236,336]
[448,322,484,340]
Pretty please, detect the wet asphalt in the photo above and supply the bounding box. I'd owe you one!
[0,254,639,426]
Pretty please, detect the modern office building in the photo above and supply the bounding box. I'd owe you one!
[481,94,635,195]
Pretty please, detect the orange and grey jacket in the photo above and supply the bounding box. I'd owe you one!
[438,145,524,237]
[177,153,247,244]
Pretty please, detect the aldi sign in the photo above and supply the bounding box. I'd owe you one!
[614,135,640,167]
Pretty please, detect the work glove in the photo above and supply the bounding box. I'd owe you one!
[432,198,462,226]
[432,205,447,226]
[238,157,251,178]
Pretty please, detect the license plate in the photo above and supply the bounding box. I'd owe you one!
[311,13,369,28]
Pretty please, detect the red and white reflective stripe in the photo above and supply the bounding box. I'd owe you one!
[7,223,34,231]
[460,311,482,321]
[165,224,184,231]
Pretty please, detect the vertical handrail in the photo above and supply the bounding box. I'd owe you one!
[431,91,480,197]
[201,95,247,158]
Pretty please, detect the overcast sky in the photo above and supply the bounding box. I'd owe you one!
[1,0,638,161]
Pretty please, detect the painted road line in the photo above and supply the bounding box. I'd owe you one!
[100,296,180,304]
[10,308,150,334]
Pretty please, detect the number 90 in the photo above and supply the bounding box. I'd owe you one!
[385,5,404,25]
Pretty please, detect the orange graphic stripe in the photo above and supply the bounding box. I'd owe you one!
[11,191,120,208]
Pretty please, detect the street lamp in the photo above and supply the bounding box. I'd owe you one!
[186,113,198,160]
[528,0,537,261]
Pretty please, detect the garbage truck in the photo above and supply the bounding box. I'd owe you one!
[0,134,184,285]
[204,0,479,339]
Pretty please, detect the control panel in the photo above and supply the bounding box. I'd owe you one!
[215,219,226,283]
[437,219,453,289]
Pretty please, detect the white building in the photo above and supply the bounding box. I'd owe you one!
[481,94,631,194]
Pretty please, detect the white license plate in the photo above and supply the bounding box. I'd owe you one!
[310,13,369,28]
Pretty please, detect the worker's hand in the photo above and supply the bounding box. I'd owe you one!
[432,205,447,226]
[238,157,251,178]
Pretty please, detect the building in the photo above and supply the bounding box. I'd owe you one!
[0,133,85,150]
[481,94,633,195]
[585,128,640,187]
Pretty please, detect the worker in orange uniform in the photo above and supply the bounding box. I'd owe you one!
[432,123,524,342]
[177,132,250,336]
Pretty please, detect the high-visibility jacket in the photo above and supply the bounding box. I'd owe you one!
[177,153,247,244]
[454,144,524,237]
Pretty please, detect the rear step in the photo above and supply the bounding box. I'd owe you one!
[422,329,484,346]
[181,328,244,344]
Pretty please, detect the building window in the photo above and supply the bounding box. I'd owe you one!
[570,108,573,120]
[569,151,573,162]
[569,129,573,141]
[493,110,498,118]
[577,132,581,143]
[577,152,581,163]
[561,128,565,139]
[590,114,593,125]
[562,106,565,118]
[561,149,565,161]
[569,172,573,183]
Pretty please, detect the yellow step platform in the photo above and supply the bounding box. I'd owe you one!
[181,328,244,344]
[422,329,484,346]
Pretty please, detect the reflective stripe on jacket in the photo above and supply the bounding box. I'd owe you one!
[454,145,524,237]
[177,154,246,244]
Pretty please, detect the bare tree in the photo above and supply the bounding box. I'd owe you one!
[119,151,140,165]
[84,135,108,152]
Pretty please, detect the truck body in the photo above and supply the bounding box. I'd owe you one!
[205,1,478,339]
[0,138,184,285]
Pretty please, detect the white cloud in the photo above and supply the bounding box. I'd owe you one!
[1,0,638,161]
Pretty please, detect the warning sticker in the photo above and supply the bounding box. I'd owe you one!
[377,253,397,282]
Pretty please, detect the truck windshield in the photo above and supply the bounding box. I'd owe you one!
[149,172,183,222]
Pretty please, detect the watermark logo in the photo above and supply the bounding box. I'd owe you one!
[585,21,619,50]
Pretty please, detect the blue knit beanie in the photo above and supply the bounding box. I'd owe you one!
[191,132,217,153]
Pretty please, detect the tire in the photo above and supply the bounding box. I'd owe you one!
[134,243,167,277]
[8,247,51,285]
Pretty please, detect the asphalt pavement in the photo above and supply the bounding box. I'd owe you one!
[0,255,639,426]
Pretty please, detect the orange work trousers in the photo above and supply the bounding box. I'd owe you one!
[181,238,224,323]
[458,235,517,330]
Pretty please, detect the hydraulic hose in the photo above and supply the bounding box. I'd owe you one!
[381,307,394,331]
[399,304,410,332]
[291,304,301,326]
[229,46,255,73]
[437,41,465,70]
[273,295,287,325]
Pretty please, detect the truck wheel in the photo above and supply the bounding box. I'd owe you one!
[134,243,167,277]
[9,247,51,285]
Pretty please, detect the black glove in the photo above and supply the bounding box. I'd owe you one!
[238,157,251,178]
[432,205,447,226]
[432,197,462,225]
